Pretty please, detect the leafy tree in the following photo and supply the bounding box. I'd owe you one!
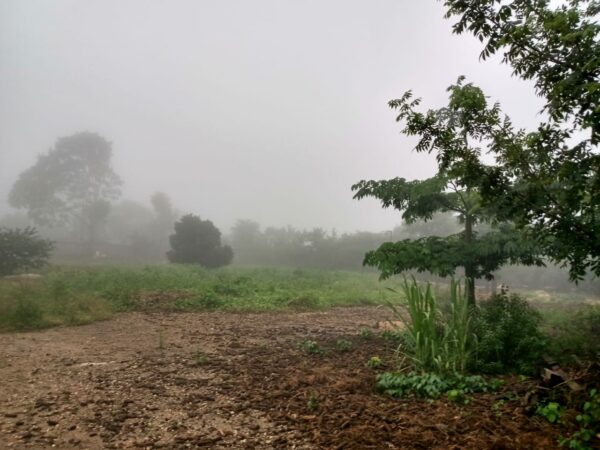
[353,79,543,305]
[167,214,233,268]
[442,0,600,279]
[9,132,122,255]
[0,227,53,276]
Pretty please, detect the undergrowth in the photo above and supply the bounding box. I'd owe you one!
[0,265,401,331]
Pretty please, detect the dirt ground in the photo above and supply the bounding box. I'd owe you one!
[0,307,559,449]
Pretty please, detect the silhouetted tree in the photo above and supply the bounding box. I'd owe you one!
[9,132,122,255]
[167,214,233,268]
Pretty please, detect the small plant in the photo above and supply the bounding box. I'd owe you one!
[537,402,562,424]
[158,329,166,350]
[359,328,373,339]
[376,372,499,399]
[560,389,600,450]
[367,356,383,368]
[194,347,208,366]
[307,392,320,411]
[335,339,352,353]
[300,340,321,355]
[447,389,468,404]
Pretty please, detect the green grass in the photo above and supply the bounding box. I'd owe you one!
[0,265,403,331]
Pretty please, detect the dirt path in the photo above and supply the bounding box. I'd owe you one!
[0,307,557,449]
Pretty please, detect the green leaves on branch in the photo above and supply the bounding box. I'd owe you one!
[364,225,543,281]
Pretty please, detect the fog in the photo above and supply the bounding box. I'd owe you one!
[0,0,546,234]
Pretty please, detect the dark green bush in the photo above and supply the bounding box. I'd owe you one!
[470,291,545,374]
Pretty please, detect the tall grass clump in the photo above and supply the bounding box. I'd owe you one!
[388,277,471,374]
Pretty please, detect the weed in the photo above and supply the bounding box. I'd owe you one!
[359,328,373,339]
[307,392,320,411]
[158,329,166,350]
[376,372,499,399]
[560,389,600,450]
[335,339,352,353]
[300,340,321,355]
[536,402,562,424]
[194,347,208,366]
[447,389,468,404]
[367,356,383,368]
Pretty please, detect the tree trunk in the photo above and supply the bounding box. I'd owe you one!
[464,213,476,307]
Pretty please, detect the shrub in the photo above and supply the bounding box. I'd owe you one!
[167,214,233,268]
[0,227,53,276]
[471,291,545,374]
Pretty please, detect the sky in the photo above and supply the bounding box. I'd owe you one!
[0,0,544,234]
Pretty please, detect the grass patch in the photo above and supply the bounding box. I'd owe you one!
[0,265,402,332]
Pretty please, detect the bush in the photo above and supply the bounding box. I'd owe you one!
[471,291,545,374]
[0,227,53,276]
[167,214,233,268]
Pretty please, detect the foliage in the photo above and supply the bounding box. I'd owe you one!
[0,227,53,276]
[335,339,352,353]
[376,371,499,399]
[537,402,563,424]
[353,79,543,304]
[561,389,600,450]
[9,132,122,253]
[367,356,383,368]
[443,0,600,279]
[0,266,403,331]
[471,291,546,374]
[167,214,233,268]
[300,340,321,355]
[388,278,472,374]
[544,305,600,365]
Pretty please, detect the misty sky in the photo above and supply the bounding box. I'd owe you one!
[0,1,544,233]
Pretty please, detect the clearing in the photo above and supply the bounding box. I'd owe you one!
[0,306,557,449]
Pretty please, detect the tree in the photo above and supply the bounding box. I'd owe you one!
[353,79,543,305]
[0,227,53,276]
[9,132,122,255]
[442,0,600,279]
[167,214,233,268]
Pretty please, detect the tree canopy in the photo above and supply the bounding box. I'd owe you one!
[442,0,600,279]
[353,79,543,304]
[9,132,122,253]
[167,214,233,268]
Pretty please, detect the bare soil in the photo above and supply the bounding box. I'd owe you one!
[0,307,559,449]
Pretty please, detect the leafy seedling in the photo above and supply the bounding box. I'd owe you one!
[300,340,322,355]
[335,339,352,353]
[367,356,383,368]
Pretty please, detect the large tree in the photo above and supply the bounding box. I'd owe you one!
[442,0,600,279]
[353,79,543,305]
[9,132,122,255]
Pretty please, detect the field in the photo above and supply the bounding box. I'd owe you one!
[0,266,598,449]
